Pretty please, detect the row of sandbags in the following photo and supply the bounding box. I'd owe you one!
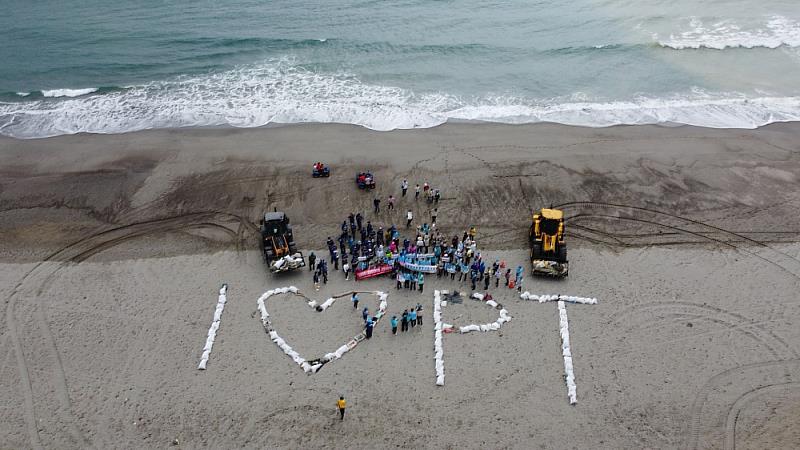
[198,284,228,370]
[557,300,577,404]
[433,290,445,386]
[520,292,598,305]
[457,308,512,334]
[321,291,388,363]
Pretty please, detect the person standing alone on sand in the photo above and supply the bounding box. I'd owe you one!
[406,210,413,228]
[415,184,421,199]
[391,315,398,334]
[402,179,409,197]
[337,396,346,420]
[388,195,395,210]
[352,293,359,309]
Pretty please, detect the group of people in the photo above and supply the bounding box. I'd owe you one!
[390,305,423,334]
[371,178,442,215]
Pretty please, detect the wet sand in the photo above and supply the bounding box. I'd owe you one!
[1,123,799,449]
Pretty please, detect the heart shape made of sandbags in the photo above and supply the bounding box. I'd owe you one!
[255,287,389,374]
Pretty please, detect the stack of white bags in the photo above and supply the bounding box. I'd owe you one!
[433,290,445,386]
[558,300,577,404]
[198,284,228,370]
[270,253,305,271]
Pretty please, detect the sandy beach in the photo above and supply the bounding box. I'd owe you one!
[1,122,799,449]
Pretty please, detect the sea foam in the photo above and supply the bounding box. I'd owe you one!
[657,15,800,50]
[1,60,799,138]
[41,88,99,98]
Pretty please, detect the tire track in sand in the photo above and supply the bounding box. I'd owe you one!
[4,211,242,449]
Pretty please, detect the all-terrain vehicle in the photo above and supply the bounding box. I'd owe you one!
[530,208,568,277]
[356,171,376,189]
[260,211,305,272]
[312,162,330,178]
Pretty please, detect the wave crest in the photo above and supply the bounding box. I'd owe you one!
[656,15,800,50]
[1,60,800,138]
[41,88,99,98]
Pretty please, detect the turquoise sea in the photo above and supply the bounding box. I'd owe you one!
[1,0,799,138]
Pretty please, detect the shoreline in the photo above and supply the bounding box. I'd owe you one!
[3,118,800,143]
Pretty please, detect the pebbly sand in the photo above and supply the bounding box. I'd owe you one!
[1,123,799,449]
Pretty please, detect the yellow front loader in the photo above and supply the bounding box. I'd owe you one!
[530,208,569,277]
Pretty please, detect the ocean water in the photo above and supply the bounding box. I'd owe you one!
[1,0,799,138]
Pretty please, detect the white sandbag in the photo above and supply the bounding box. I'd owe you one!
[436,375,445,386]
[334,344,349,358]
[441,300,447,307]
[460,324,480,333]
[442,323,453,330]
[198,359,208,370]
[564,356,573,374]
[479,324,490,332]
[519,292,529,300]
[301,362,312,373]
[269,331,279,340]
[489,322,500,331]
[288,286,299,293]
[307,300,317,308]
[324,353,335,362]
[380,300,388,312]
[319,298,336,310]
[472,292,484,300]
[486,300,498,308]
[311,363,322,373]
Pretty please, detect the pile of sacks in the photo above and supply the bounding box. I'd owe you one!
[558,300,577,404]
[270,253,304,271]
[198,284,228,370]
[520,292,598,305]
[433,290,445,386]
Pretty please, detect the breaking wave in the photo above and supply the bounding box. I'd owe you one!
[1,60,800,138]
[657,15,800,50]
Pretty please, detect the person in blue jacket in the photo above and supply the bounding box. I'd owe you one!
[409,308,417,328]
[390,316,398,335]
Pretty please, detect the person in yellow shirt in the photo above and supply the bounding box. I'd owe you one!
[337,396,346,420]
